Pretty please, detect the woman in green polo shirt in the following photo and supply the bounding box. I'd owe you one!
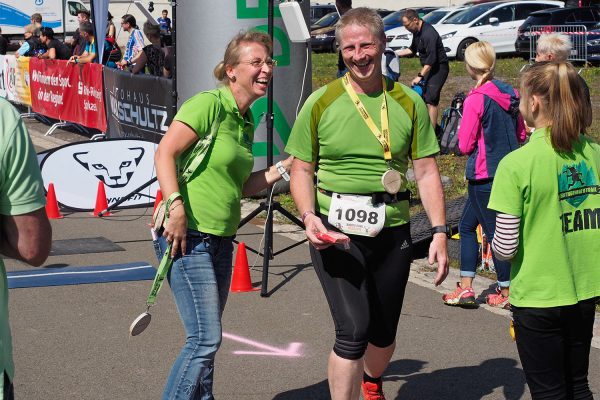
[489,62,599,400]
[153,30,292,400]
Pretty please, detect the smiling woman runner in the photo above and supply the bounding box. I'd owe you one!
[489,61,600,400]
[286,8,449,400]
[153,30,292,400]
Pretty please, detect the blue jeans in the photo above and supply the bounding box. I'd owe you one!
[459,180,511,287]
[153,229,234,400]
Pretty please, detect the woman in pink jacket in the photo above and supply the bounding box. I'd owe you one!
[442,41,526,309]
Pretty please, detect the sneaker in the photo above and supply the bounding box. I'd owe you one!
[361,379,386,400]
[486,287,510,309]
[442,282,477,308]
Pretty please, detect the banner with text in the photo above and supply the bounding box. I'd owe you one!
[103,68,174,143]
[0,55,32,105]
[29,58,107,131]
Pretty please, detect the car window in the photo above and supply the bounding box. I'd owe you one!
[524,14,552,26]
[313,12,338,28]
[489,5,515,23]
[383,10,404,25]
[565,9,595,23]
[443,3,497,25]
[68,1,86,16]
[516,4,556,20]
[423,10,448,25]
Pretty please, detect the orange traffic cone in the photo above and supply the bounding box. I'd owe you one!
[45,183,64,219]
[92,181,110,217]
[230,242,259,292]
[153,189,163,213]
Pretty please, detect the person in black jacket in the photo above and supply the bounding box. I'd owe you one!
[396,9,449,129]
[15,24,42,58]
[0,28,8,55]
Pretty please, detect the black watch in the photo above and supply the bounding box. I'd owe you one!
[417,72,424,78]
[431,224,451,238]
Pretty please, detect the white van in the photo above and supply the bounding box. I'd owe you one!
[433,0,563,60]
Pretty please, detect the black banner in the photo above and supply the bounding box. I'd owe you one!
[103,68,174,143]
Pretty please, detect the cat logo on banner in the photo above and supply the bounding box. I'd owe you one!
[39,139,160,211]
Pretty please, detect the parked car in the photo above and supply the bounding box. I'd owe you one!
[588,23,600,63]
[515,7,600,59]
[433,0,563,60]
[310,3,337,25]
[386,6,468,51]
[310,12,339,52]
[382,7,439,31]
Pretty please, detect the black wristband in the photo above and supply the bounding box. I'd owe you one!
[431,225,451,238]
[417,72,424,78]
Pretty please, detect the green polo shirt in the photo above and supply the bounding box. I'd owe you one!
[285,78,439,226]
[489,127,600,307]
[174,86,254,236]
[0,98,46,382]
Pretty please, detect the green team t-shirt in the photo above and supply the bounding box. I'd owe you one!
[489,128,600,307]
[0,98,46,382]
[174,86,254,236]
[285,78,439,226]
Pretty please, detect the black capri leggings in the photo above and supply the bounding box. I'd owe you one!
[310,216,413,360]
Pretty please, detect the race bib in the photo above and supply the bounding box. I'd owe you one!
[328,193,386,237]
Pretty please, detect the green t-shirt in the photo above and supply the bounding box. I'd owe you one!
[489,127,600,307]
[0,98,46,382]
[174,86,254,236]
[285,78,439,226]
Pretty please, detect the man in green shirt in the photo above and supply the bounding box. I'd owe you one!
[0,98,52,399]
[286,8,449,400]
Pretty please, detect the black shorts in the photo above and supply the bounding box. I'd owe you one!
[423,63,449,106]
[310,215,413,357]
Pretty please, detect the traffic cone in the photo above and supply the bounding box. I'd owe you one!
[92,181,111,217]
[153,189,163,213]
[45,183,64,219]
[230,242,259,292]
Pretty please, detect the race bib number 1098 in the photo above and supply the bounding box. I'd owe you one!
[328,193,386,237]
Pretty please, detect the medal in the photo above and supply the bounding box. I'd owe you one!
[382,169,402,194]
[129,311,152,336]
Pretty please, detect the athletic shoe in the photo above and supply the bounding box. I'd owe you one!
[361,378,386,400]
[486,287,510,309]
[442,282,477,308]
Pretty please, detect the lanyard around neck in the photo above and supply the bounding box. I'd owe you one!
[341,73,391,161]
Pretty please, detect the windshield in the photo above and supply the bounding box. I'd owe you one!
[314,12,338,27]
[443,3,497,24]
[68,1,87,16]
[383,10,403,25]
[423,10,448,25]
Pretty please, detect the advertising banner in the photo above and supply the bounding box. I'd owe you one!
[15,56,32,106]
[103,68,174,143]
[0,55,17,102]
[39,139,160,210]
[29,58,107,131]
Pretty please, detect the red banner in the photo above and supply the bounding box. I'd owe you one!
[30,58,107,131]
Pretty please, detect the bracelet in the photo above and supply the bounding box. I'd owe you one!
[165,192,183,218]
[75,58,79,64]
[301,210,315,223]
[275,161,290,182]
[169,201,184,213]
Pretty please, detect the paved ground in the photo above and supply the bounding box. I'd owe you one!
[3,120,599,399]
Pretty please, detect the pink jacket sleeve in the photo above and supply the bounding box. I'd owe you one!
[457,93,484,155]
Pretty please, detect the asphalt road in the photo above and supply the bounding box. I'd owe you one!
[3,119,598,400]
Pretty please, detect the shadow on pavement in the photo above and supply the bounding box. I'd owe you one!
[272,358,526,400]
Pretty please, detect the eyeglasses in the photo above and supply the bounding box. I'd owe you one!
[238,59,277,68]
[402,18,417,28]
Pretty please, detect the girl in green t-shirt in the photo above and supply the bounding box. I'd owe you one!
[489,62,599,400]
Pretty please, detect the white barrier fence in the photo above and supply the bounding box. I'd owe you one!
[528,25,588,63]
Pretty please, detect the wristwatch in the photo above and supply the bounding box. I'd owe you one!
[431,224,452,238]
[417,72,424,78]
[276,161,290,182]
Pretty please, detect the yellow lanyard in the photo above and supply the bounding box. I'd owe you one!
[341,73,392,161]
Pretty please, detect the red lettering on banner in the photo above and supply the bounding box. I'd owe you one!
[30,58,107,132]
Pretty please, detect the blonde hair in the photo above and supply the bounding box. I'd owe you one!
[536,33,571,62]
[520,62,591,152]
[335,7,385,49]
[24,24,36,34]
[213,30,273,84]
[464,41,495,88]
